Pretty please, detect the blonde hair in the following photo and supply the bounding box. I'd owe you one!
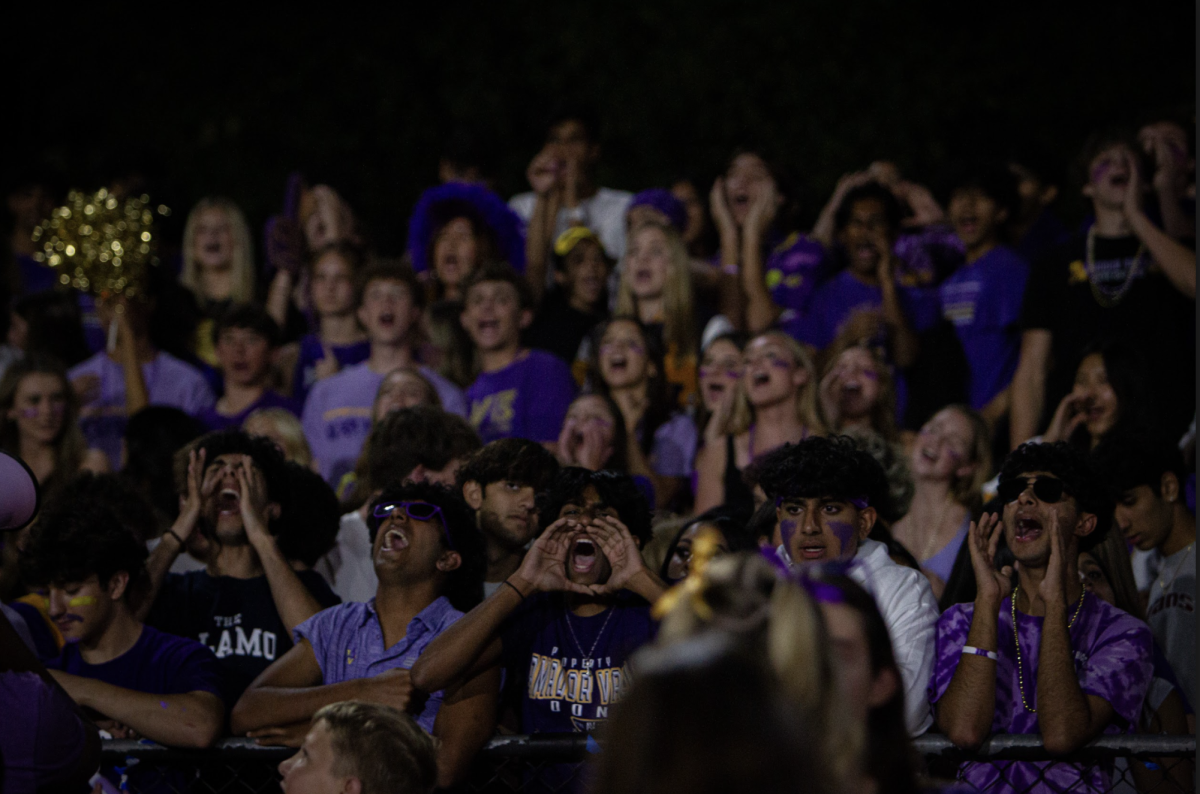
[243,408,312,468]
[655,552,861,783]
[371,366,441,421]
[616,222,696,358]
[942,404,992,508]
[181,197,257,304]
[725,331,827,437]
[313,701,437,794]
[821,341,898,442]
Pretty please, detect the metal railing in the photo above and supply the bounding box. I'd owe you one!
[99,734,1196,793]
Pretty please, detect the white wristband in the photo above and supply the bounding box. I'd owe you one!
[962,645,999,661]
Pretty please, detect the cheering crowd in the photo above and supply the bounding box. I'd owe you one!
[0,107,1195,794]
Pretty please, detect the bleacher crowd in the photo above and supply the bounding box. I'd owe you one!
[0,108,1195,794]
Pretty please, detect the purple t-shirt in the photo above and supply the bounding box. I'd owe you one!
[930,595,1153,793]
[46,624,223,701]
[295,597,462,732]
[938,245,1029,410]
[69,351,215,467]
[762,232,831,341]
[302,361,467,485]
[797,269,939,352]
[198,390,300,431]
[648,413,698,478]
[292,334,372,404]
[465,350,576,444]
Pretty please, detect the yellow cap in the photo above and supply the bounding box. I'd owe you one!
[553,226,604,257]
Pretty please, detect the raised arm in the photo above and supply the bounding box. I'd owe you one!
[935,514,1012,749]
[138,448,212,622]
[876,242,919,369]
[237,461,324,632]
[812,172,871,248]
[50,671,223,749]
[411,518,587,693]
[114,310,149,415]
[1033,520,1116,754]
[1123,152,1196,298]
[1009,330,1052,449]
[740,182,783,333]
[523,148,562,307]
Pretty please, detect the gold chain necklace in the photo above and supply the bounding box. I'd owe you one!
[1011,585,1086,713]
[1085,227,1144,308]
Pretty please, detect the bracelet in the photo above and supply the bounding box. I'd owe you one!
[502,580,527,602]
[962,645,999,661]
[163,528,186,547]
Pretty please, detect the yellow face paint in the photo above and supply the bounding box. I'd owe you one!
[67,596,97,607]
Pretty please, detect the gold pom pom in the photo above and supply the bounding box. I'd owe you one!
[32,189,168,299]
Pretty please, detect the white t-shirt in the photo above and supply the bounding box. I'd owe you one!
[1146,542,1196,708]
[509,187,633,261]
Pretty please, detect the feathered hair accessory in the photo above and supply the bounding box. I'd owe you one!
[406,182,526,274]
[31,188,169,300]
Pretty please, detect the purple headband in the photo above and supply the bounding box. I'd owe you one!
[629,188,687,234]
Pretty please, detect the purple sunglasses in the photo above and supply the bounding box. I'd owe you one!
[372,501,454,549]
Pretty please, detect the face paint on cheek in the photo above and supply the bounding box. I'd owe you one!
[1091,161,1114,183]
[68,596,97,607]
[780,519,798,549]
[19,408,38,419]
[826,520,857,557]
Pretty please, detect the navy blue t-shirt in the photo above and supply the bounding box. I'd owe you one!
[46,624,222,700]
[501,591,655,734]
[146,569,340,703]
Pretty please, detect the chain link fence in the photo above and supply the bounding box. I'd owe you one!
[99,734,1195,793]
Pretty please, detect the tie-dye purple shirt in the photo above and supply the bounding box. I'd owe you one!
[930,594,1153,793]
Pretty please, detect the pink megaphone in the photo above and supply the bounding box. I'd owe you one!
[0,452,39,531]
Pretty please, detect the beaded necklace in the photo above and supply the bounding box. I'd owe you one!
[1085,227,1144,308]
[1011,585,1086,713]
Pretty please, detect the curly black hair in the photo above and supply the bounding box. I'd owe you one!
[54,472,159,544]
[535,468,653,545]
[456,437,560,493]
[753,436,890,513]
[946,160,1020,219]
[276,462,342,568]
[367,481,485,612]
[999,441,1113,552]
[22,493,149,601]
[833,181,904,236]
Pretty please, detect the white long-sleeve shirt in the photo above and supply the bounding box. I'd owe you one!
[850,538,939,735]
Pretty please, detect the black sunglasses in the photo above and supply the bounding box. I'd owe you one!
[996,476,1068,505]
[371,501,454,549]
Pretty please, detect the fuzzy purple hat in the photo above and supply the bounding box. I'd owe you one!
[629,188,688,234]
[406,182,526,273]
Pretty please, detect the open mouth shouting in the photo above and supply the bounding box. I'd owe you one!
[1013,515,1043,544]
[571,537,598,575]
[379,524,410,555]
[216,488,242,517]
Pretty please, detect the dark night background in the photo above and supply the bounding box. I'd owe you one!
[7,3,1196,252]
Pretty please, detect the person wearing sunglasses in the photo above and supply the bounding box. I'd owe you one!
[231,481,494,789]
[412,468,661,791]
[932,441,1153,793]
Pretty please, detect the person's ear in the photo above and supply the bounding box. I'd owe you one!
[1074,512,1098,541]
[437,550,463,573]
[858,507,877,540]
[519,309,534,330]
[462,480,484,511]
[108,571,130,602]
[867,666,899,709]
[341,776,363,794]
[1161,472,1180,503]
[553,269,568,287]
[266,502,282,521]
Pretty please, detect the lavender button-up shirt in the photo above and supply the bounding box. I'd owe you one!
[295,596,463,732]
